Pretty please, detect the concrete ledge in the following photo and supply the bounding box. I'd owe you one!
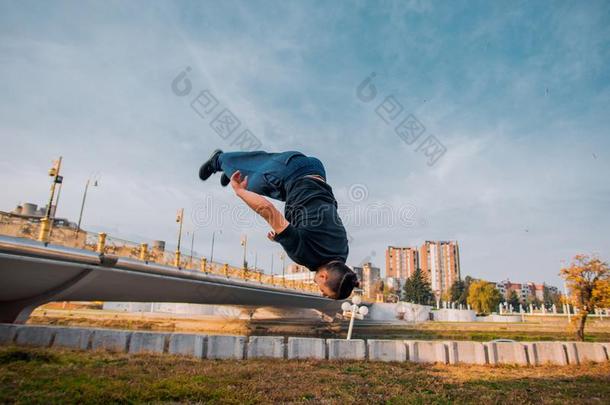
[367,339,407,362]
[1,324,609,366]
[566,342,607,364]
[526,342,568,366]
[247,336,284,359]
[0,324,18,345]
[447,341,487,365]
[328,339,366,360]
[486,342,528,365]
[91,329,131,353]
[15,326,55,348]
[287,337,326,360]
[52,327,93,350]
[206,335,245,360]
[129,332,168,354]
[406,341,448,364]
[169,333,206,358]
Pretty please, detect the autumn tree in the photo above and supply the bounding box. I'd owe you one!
[402,268,434,305]
[560,255,610,341]
[467,280,502,315]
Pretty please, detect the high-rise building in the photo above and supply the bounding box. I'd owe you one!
[385,241,461,298]
[361,262,381,300]
[386,246,419,279]
[419,241,461,297]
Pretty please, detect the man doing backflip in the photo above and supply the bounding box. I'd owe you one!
[199,150,359,300]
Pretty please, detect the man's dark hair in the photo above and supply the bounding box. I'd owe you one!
[323,260,360,300]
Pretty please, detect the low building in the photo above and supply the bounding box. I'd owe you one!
[495,279,558,303]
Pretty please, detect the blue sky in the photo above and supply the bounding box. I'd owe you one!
[1,0,609,287]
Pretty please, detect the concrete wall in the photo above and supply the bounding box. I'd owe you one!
[101,302,324,320]
[287,337,325,360]
[526,342,568,366]
[368,303,431,322]
[432,309,477,322]
[476,315,522,323]
[406,340,448,364]
[486,342,528,365]
[1,323,608,366]
[447,341,487,364]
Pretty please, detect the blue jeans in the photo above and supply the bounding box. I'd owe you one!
[217,151,326,201]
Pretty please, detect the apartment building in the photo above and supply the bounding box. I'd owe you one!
[385,241,461,298]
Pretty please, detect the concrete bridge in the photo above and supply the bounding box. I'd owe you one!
[0,235,342,324]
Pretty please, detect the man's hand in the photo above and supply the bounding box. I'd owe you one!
[228,171,290,236]
[230,170,248,194]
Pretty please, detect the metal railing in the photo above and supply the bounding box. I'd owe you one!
[0,211,320,295]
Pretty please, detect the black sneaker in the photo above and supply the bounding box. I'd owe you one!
[198,149,222,181]
[220,173,230,187]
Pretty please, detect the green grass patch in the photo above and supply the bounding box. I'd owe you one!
[1,345,609,404]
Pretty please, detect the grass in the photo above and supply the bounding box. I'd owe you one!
[357,329,610,342]
[1,346,609,404]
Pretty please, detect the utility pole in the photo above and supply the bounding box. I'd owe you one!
[241,234,248,269]
[189,230,196,267]
[270,252,274,275]
[174,208,184,267]
[48,178,64,238]
[39,157,62,243]
[280,252,286,286]
[75,178,99,239]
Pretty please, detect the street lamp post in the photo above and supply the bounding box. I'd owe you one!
[280,252,286,286]
[210,230,221,263]
[75,178,99,238]
[241,234,248,269]
[270,252,274,276]
[188,230,196,268]
[341,295,368,340]
[48,176,64,238]
[175,208,184,267]
[39,156,63,243]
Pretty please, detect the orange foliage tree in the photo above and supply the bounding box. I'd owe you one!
[560,255,610,341]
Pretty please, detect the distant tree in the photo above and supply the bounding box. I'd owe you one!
[507,290,520,310]
[530,296,543,308]
[543,284,562,310]
[402,268,434,305]
[543,284,553,306]
[383,284,399,303]
[450,279,465,303]
[560,254,610,341]
[374,279,385,295]
[467,280,502,315]
[452,276,473,306]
